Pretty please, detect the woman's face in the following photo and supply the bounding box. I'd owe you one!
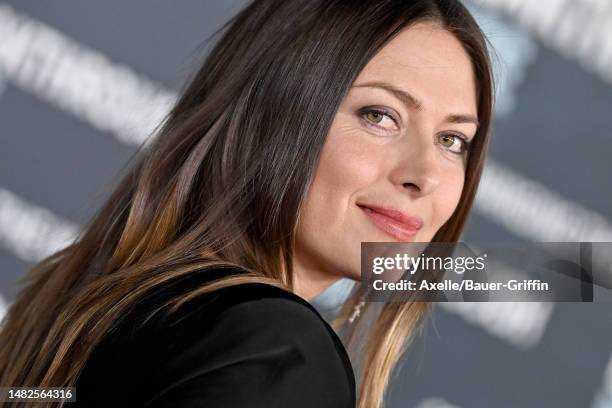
[293,20,478,297]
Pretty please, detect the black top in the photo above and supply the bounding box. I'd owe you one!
[74,267,356,407]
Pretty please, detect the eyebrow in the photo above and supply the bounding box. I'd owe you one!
[352,80,480,127]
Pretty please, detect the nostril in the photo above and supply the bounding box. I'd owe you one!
[402,182,420,191]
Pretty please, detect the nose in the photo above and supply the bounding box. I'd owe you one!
[389,133,441,197]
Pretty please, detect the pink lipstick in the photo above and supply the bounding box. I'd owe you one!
[357,203,423,242]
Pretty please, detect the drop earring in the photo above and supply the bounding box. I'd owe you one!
[348,292,367,324]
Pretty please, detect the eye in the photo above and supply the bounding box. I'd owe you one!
[359,107,399,134]
[437,133,471,154]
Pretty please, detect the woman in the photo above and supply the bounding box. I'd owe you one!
[0,0,493,407]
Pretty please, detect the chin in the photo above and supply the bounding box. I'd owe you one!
[344,269,362,282]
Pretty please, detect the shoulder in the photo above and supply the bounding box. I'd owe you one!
[164,280,353,376]
[185,280,332,333]
[76,269,356,407]
[145,278,356,407]
[193,282,346,362]
[147,272,339,344]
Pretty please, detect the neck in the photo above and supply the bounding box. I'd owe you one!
[291,262,342,302]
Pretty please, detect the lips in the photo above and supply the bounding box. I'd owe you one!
[357,203,424,241]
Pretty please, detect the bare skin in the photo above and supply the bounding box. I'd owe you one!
[292,20,479,301]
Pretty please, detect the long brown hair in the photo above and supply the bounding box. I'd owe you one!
[0,1,493,407]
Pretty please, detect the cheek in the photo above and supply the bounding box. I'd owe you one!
[308,120,384,206]
[294,119,385,274]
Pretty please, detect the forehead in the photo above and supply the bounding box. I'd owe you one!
[354,20,477,115]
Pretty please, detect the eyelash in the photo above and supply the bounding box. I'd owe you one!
[358,107,398,135]
[358,107,472,155]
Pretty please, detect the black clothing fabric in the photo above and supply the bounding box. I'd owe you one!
[74,267,356,407]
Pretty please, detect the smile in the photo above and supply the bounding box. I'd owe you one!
[357,204,423,242]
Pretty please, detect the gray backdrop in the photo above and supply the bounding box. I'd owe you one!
[1,1,611,407]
